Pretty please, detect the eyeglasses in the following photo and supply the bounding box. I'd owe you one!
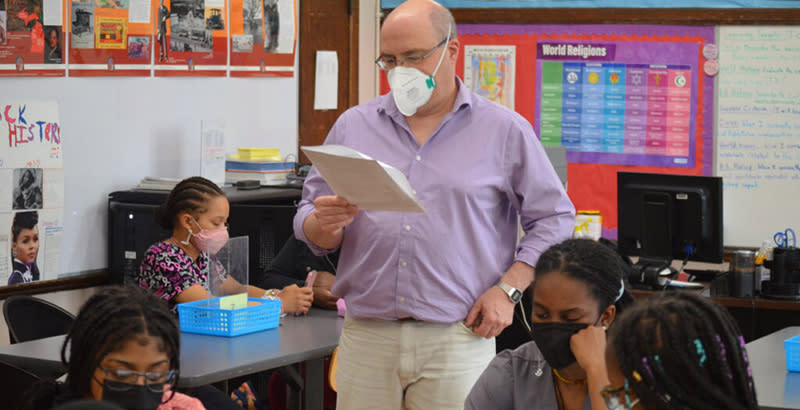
[375,37,448,71]
[99,366,177,392]
[601,380,640,410]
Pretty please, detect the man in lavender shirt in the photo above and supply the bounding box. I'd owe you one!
[293,1,575,409]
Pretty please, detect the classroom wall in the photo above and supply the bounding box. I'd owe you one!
[1,66,299,278]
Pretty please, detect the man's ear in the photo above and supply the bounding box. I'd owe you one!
[447,38,460,63]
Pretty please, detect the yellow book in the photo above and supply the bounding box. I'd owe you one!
[236,148,281,161]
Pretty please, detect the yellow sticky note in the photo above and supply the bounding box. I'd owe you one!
[219,293,248,310]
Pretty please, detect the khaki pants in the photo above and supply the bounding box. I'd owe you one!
[335,317,495,410]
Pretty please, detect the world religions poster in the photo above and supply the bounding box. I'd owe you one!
[0,101,64,286]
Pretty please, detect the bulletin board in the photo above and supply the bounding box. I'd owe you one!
[229,0,296,77]
[463,24,714,239]
[380,21,715,238]
[68,0,153,76]
[0,101,64,288]
[0,0,66,77]
[153,0,228,77]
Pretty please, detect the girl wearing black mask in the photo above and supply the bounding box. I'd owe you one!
[21,285,205,410]
[466,238,634,410]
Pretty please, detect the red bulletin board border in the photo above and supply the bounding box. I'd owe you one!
[380,27,714,238]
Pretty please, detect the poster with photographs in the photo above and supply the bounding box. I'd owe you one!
[154,0,227,76]
[229,0,294,77]
[0,101,64,287]
[0,0,65,76]
[67,0,152,76]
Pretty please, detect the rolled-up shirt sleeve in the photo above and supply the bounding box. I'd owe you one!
[503,115,576,269]
[293,116,344,256]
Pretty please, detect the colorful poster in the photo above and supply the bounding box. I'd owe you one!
[229,0,295,77]
[68,0,151,76]
[95,15,126,48]
[0,101,64,286]
[463,45,515,110]
[0,0,65,76]
[445,24,714,238]
[154,0,227,77]
[536,41,698,169]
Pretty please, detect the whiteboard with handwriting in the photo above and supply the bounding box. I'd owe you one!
[717,26,800,247]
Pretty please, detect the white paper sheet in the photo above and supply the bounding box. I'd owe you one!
[43,169,65,208]
[301,145,425,213]
[43,0,63,26]
[275,0,295,54]
[201,120,226,185]
[314,51,338,110]
[128,0,151,24]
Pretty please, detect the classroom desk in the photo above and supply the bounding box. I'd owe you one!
[0,309,343,410]
[628,286,800,341]
[746,326,800,410]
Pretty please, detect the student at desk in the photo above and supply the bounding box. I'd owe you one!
[138,176,313,314]
[257,235,340,310]
[604,292,758,410]
[465,239,634,410]
[21,285,204,410]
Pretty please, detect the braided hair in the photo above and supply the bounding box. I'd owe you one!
[62,285,180,398]
[608,292,758,410]
[12,211,39,242]
[21,286,179,410]
[535,238,635,315]
[154,176,224,230]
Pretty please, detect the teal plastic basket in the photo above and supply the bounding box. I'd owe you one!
[786,334,800,372]
[178,297,281,337]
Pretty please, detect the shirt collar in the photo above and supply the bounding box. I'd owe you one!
[378,76,473,119]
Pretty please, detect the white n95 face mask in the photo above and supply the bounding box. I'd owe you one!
[387,67,437,116]
[387,25,451,117]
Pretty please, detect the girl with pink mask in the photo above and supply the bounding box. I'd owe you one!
[138,176,313,314]
[9,211,41,285]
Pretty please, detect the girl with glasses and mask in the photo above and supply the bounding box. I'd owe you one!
[138,176,313,315]
[603,292,758,410]
[465,238,634,410]
[21,285,202,410]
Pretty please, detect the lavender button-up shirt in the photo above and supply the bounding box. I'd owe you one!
[294,77,575,323]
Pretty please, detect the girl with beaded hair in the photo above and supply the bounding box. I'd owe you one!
[603,292,758,410]
[466,238,635,410]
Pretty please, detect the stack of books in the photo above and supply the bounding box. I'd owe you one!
[225,157,295,186]
[135,177,182,191]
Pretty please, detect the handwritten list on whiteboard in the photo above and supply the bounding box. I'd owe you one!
[717,27,800,247]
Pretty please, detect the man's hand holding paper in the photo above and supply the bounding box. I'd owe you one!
[301,145,426,213]
[303,195,359,250]
[313,195,359,235]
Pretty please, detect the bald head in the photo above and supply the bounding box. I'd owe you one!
[383,0,457,41]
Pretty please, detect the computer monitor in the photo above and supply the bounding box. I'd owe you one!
[617,172,723,265]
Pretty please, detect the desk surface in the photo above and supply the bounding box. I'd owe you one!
[629,286,800,311]
[746,326,800,410]
[0,309,343,388]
